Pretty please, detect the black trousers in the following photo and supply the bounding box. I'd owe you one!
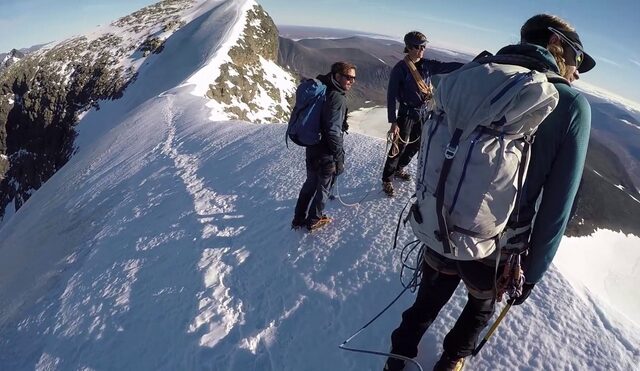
[389,253,497,360]
[294,156,335,223]
[382,114,422,182]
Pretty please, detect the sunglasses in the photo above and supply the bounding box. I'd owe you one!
[548,27,584,68]
[340,73,356,82]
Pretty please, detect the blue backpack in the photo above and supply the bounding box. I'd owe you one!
[286,79,327,147]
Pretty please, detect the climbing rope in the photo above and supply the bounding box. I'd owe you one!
[338,240,426,371]
[328,137,392,208]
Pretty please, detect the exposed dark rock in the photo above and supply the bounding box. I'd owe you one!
[206,5,293,123]
[140,37,165,56]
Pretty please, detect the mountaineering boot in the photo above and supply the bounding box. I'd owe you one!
[382,181,395,197]
[433,353,465,371]
[291,217,307,230]
[383,356,405,371]
[394,168,411,181]
[307,215,332,231]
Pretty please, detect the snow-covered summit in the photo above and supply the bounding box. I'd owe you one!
[0,1,639,370]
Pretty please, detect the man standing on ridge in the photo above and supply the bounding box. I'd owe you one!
[384,14,594,371]
[292,61,356,231]
[382,31,462,197]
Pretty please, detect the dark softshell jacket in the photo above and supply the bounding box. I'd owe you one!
[387,58,463,123]
[306,73,347,164]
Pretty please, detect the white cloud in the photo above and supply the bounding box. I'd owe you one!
[596,56,622,67]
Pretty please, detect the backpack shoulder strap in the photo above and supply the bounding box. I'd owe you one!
[472,50,494,62]
[474,54,550,73]
[473,53,570,86]
[403,56,433,99]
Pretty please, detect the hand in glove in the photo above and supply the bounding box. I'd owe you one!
[508,282,535,306]
[499,222,532,254]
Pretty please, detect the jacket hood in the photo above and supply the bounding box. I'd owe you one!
[496,43,561,75]
[317,73,345,94]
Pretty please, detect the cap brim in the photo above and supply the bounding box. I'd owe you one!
[578,52,595,73]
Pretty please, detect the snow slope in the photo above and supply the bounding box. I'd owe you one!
[1,1,639,370]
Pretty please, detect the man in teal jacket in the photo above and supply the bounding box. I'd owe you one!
[384,13,594,371]
[503,14,594,304]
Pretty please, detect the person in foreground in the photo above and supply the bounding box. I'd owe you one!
[382,31,462,197]
[292,61,356,231]
[384,14,594,371]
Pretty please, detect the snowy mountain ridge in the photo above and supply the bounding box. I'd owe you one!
[0,0,294,223]
[0,1,638,370]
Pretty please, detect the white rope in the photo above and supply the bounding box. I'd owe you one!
[387,130,420,159]
[329,138,391,208]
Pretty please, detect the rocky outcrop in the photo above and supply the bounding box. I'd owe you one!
[206,4,294,123]
[0,42,132,212]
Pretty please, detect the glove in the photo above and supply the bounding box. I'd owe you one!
[342,119,349,133]
[508,282,535,306]
[499,222,532,254]
[335,160,344,176]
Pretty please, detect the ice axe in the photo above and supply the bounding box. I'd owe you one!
[472,252,524,356]
[472,301,512,356]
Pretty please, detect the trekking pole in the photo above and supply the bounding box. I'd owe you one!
[471,302,512,356]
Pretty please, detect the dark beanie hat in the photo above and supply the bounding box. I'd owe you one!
[403,31,428,53]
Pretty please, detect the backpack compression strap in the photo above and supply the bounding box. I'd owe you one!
[434,128,463,255]
[475,54,572,88]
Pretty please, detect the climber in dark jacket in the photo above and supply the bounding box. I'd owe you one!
[292,61,356,231]
[382,31,463,197]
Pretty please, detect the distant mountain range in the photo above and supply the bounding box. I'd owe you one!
[278,26,470,110]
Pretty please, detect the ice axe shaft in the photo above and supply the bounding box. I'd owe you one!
[472,302,512,356]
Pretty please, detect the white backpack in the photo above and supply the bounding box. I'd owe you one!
[409,55,562,260]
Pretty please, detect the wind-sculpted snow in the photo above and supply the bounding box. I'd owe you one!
[0,88,638,369]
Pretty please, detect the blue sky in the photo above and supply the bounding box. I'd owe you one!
[1,0,639,105]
